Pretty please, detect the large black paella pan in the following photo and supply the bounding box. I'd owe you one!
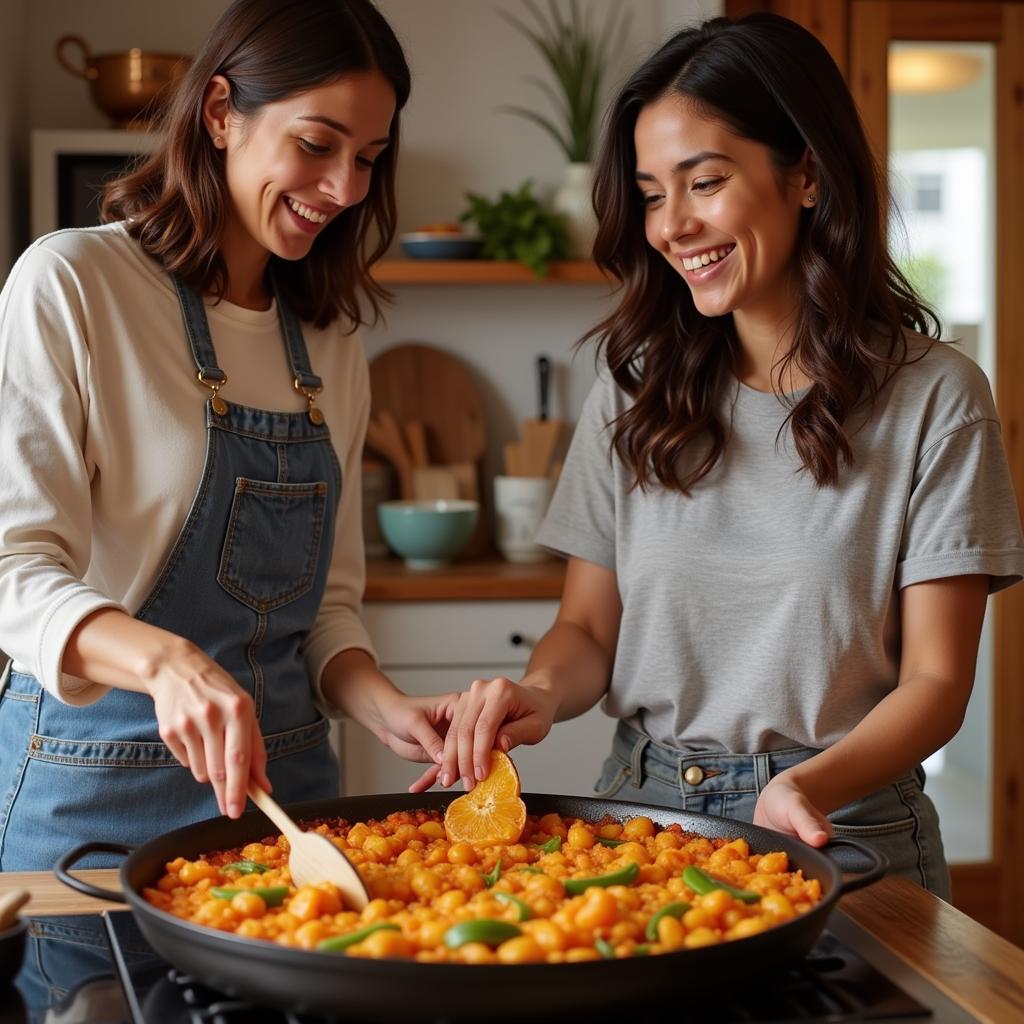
[56,791,886,1022]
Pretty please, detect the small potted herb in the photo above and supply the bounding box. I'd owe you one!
[460,181,569,278]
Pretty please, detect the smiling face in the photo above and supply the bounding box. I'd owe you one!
[211,70,396,267]
[634,92,814,325]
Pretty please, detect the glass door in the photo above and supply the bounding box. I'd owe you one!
[848,0,1024,942]
[888,40,996,865]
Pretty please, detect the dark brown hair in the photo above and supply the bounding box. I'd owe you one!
[587,13,939,490]
[102,0,410,330]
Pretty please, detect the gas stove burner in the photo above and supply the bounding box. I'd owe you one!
[100,911,931,1024]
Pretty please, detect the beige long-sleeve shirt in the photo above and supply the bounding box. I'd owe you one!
[0,222,375,708]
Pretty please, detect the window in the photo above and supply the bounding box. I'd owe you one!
[912,173,943,212]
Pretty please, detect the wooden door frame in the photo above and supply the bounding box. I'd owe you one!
[727,0,1024,945]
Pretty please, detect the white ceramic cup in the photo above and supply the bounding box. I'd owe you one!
[493,475,557,563]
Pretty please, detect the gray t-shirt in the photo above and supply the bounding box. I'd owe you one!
[536,336,1024,753]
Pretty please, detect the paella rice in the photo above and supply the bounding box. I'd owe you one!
[144,810,823,963]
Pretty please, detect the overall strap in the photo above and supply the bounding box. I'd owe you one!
[172,277,226,387]
[270,274,322,392]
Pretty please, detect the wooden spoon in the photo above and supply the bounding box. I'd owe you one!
[246,784,369,910]
[0,889,29,931]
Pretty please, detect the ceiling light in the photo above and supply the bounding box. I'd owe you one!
[889,49,984,94]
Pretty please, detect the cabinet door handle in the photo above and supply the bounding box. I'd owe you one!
[509,632,536,650]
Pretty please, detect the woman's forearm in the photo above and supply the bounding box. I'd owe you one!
[64,607,271,816]
[784,670,971,814]
[63,607,198,694]
[519,620,614,721]
[788,575,987,815]
[320,647,402,730]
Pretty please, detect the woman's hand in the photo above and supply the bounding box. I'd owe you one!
[369,688,459,771]
[753,773,832,847]
[417,677,558,794]
[143,643,271,820]
[320,650,457,790]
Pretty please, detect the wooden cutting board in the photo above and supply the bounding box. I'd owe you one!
[368,344,486,465]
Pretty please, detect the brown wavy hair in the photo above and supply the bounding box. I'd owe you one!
[102,0,410,331]
[586,13,939,490]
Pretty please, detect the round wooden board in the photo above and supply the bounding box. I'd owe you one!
[368,343,486,463]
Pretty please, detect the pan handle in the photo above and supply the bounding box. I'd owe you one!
[824,837,889,896]
[53,841,134,903]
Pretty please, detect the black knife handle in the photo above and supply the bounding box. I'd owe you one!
[537,355,551,422]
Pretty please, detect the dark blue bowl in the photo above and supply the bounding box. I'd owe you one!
[399,233,484,259]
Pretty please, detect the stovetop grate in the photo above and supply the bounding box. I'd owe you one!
[103,913,931,1024]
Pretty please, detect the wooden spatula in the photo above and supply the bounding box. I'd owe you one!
[246,783,369,910]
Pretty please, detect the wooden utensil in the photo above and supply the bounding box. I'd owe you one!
[366,410,414,500]
[520,355,563,477]
[404,419,430,468]
[246,784,369,910]
[0,888,29,930]
[504,441,524,477]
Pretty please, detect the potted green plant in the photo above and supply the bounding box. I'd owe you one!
[499,0,628,257]
[460,181,569,278]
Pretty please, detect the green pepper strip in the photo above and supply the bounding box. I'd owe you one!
[563,861,639,896]
[682,865,759,905]
[443,919,521,949]
[595,837,624,848]
[594,937,615,959]
[482,858,503,888]
[494,891,532,921]
[316,922,400,953]
[644,901,690,941]
[211,885,290,907]
[538,836,562,854]
[515,866,543,875]
[221,860,269,875]
[633,944,651,957]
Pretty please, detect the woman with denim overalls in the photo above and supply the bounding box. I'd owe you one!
[416,14,1024,900]
[0,1,454,1013]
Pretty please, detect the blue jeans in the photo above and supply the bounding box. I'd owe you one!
[595,720,951,899]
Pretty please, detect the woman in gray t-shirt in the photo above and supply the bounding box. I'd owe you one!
[417,14,1024,897]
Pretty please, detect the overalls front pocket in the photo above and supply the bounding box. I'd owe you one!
[217,477,328,611]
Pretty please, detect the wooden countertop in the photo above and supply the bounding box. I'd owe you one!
[364,557,565,601]
[3,870,1022,1020]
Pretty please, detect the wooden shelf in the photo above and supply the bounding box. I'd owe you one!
[372,260,609,285]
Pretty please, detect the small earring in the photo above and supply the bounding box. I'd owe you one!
[805,192,817,206]
[213,135,225,149]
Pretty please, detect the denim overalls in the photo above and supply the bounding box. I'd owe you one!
[595,720,951,899]
[0,276,343,1011]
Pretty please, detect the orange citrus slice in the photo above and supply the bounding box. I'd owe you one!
[444,750,527,844]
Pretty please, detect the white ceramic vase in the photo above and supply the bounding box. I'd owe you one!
[552,162,598,260]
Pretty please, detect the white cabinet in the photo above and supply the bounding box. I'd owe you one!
[340,600,615,797]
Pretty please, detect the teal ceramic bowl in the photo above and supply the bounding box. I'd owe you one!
[377,500,479,569]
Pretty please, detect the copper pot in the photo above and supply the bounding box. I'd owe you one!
[55,34,190,129]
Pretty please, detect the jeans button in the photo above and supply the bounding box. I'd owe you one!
[683,765,705,786]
